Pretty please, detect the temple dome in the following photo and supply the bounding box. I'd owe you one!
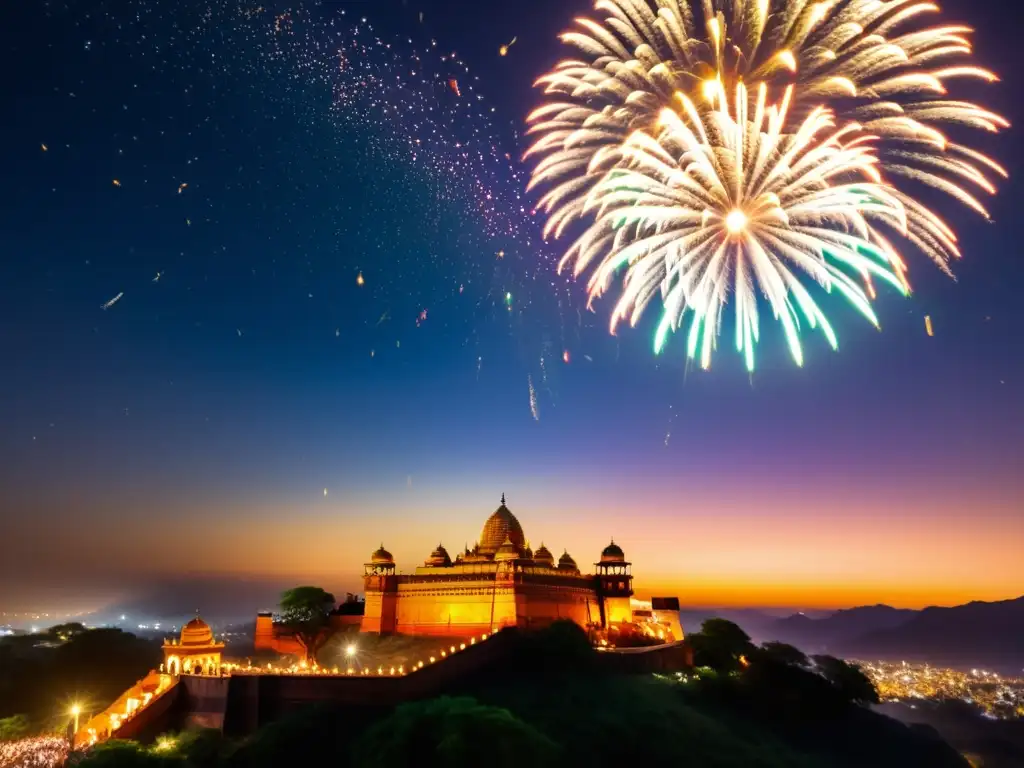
[370,544,394,564]
[425,543,452,567]
[494,535,520,562]
[180,616,214,646]
[479,494,525,553]
[600,540,625,563]
[557,550,578,573]
[533,543,554,567]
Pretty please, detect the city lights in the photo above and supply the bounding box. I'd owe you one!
[857,660,1024,719]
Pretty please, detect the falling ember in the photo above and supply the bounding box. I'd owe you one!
[324,488,328,497]
[356,272,365,286]
[527,375,539,421]
[563,350,570,364]
[448,78,461,97]
[101,292,124,310]
[496,250,505,259]
[41,143,48,151]
[178,183,188,194]
[112,179,121,187]
[498,37,517,57]
[925,315,934,337]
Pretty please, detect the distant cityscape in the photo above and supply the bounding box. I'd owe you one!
[858,660,1024,719]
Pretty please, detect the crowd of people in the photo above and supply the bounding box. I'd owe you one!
[0,736,68,768]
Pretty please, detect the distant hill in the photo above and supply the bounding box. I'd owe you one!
[764,605,918,653]
[746,596,1024,671]
[851,596,1024,669]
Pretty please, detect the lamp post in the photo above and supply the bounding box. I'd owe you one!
[68,704,81,748]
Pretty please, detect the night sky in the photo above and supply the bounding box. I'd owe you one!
[1,0,1021,619]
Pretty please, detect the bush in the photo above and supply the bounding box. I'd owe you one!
[0,714,30,741]
[352,696,558,768]
[75,740,174,768]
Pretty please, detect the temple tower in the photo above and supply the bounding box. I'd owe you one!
[361,544,398,634]
[596,541,633,627]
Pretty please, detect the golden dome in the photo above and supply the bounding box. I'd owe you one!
[425,543,452,567]
[557,550,578,573]
[180,616,214,646]
[494,535,520,562]
[533,543,554,567]
[371,544,394,564]
[600,540,625,563]
[479,494,525,553]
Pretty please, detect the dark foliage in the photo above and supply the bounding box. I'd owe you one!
[223,703,381,768]
[811,655,880,705]
[688,618,756,672]
[0,628,160,731]
[352,696,558,768]
[74,740,172,768]
[755,641,810,668]
[0,713,30,740]
[170,728,233,768]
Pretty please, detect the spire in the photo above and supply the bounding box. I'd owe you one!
[500,492,506,505]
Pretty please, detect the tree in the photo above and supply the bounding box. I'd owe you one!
[0,714,30,741]
[353,696,558,768]
[756,641,810,668]
[278,586,336,664]
[812,655,880,705]
[688,619,755,673]
[46,623,87,640]
[166,728,232,768]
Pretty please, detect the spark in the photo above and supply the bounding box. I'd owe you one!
[528,374,539,421]
[102,292,124,310]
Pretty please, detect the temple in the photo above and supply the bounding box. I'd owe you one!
[254,495,683,650]
[360,495,681,641]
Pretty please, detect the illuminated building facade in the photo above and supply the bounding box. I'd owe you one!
[360,495,674,639]
[161,616,224,676]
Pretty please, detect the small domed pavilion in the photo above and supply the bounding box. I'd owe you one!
[162,614,224,676]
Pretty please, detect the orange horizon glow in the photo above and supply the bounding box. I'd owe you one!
[8,485,1021,613]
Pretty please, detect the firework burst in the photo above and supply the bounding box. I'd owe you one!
[561,82,911,370]
[527,0,1006,368]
